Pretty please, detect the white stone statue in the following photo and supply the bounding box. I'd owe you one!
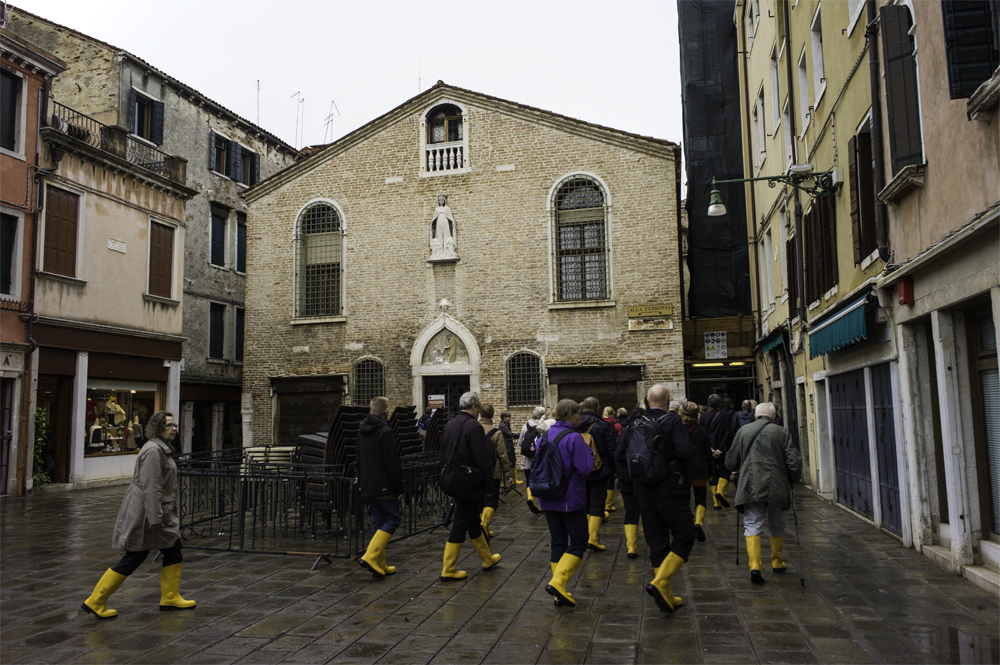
[429,195,458,260]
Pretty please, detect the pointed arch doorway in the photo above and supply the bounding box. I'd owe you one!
[411,315,480,418]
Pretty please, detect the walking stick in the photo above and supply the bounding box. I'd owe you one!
[790,486,805,586]
[735,501,740,566]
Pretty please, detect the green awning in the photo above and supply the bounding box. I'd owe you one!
[809,296,868,359]
[760,334,783,354]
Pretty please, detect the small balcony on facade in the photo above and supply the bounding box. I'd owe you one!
[425,141,465,173]
[47,101,187,185]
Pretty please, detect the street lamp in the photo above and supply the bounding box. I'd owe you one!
[707,164,836,216]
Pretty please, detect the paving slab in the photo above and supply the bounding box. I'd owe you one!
[4,484,1000,664]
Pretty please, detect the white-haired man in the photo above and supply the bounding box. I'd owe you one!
[725,402,802,583]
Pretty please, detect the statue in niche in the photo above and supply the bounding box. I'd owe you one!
[422,330,469,365]
[429,194,458,260]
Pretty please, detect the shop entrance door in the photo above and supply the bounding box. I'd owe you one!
[871,363,902,536]
[830,369,874,519]
[423,376,470,419]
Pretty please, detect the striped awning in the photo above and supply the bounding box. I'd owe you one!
[808,296,869,359]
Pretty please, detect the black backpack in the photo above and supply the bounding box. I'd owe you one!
[625,414,672,485]
[520,422,539,458]
[528,430,573,498]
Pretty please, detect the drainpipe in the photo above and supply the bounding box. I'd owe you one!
[739,1,763,337]
[866,0,891,262]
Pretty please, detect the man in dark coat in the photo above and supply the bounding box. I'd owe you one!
[357,396,404,578]
[578,396,617,551]
[628,384,695,614]
[700,393,734,508]
[438,391,502,580]
[726,402,802,583]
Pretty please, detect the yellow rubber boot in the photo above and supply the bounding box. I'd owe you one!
[550,561,558,575]
[545,553,582,607]
[526,487,540,514]
[624,524,639,559]
[470,534,502,570]
[770,536,786,573]
[480,507,495,539]
[376,549,396,575]
[715,478,731,508]
[746,535,765,583]
[605,489,616,512]
[514,467,524,485]
[587,515,606,552]
[645,552,685,612]
[159,563,197,610]
[81,568,126,619]
[360,529,391,578]
[694,505,707,542]
[440,541,468,581]
[711,484,721,509]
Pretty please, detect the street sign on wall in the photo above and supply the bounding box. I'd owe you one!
[704,331,728,359]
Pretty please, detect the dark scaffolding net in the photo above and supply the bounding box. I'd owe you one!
[678,0,752,318]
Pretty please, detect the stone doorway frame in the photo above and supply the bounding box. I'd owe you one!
[410,314,480,409]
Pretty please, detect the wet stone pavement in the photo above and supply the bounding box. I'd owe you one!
[1,485,998,665]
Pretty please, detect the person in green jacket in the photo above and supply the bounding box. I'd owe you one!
[725,402,802,584]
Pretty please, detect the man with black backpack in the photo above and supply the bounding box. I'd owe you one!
[437,392,503,581]
[518,406,546,513]
[577,397,617,552]
[618,384,695,614]
[700,394,734,509]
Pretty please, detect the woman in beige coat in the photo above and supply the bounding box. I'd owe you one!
[81,411,196,619]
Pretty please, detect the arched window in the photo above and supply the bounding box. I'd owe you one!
[422,103,468,174]
[295,202,342,318]
[353,358,385,407]
[506,352,543,407]
[553,177,610,301]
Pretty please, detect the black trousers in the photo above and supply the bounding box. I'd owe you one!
[448,497,484,543]
[692,484,708,508]
[483,479,501,511]
[544,509,588,561]
[621,488,641,525]
[638,494,695,567]
[112,539,183,576]
[586,476,608,517]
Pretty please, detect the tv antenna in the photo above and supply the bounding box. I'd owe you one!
[323,100,341,143]
[290,91,304,149]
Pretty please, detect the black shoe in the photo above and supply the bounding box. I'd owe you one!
[527,500,541,514]
[750,569,765,584]
[773,566,786,574]
[627,552,638,559]
[713,505,722,511]
[694,524,706,542]
[715,493,731,508]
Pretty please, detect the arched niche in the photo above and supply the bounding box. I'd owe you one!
[410,315,480,408]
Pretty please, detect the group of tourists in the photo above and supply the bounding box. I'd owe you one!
[80,386,801,620]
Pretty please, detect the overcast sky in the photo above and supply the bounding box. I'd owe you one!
[15,0,683,158]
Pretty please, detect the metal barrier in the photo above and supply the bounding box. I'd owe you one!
[177,448,448,566]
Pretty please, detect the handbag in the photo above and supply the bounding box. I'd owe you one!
[440,457,483,499]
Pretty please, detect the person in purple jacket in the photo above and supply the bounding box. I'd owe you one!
[539,399,596,608]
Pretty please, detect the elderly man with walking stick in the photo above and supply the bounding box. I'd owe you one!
[725,402,802,584]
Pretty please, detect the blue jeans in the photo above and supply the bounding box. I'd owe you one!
[368,498,401,536]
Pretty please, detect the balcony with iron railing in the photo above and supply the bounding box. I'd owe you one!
[48,101,184,184]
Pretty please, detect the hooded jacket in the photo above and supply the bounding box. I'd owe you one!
[577,410,617,480]
[357,414,404,499]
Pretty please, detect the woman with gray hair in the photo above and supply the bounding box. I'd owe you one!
[517,406,547,513]
[81,411,196,619]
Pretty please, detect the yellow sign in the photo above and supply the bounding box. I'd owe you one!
[628,305,673,318]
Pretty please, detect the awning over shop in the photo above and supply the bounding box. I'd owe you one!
[760,334,783,354]
[808,296,868,359]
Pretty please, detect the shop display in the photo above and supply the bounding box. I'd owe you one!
[84,385,156,456]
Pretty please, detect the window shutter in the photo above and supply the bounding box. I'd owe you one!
[252,152,260,186]
[787,236,799,313]
[150,100,164,145]
[820,194,838,293]
[209,303,225,358]
[848,135,863,264]
[230,143,242,183]
[127,88,137,134]
[208,131,217,172]
[881,5,923,174]
[805,208,820,304]
[942,0,1000,99]
[148,222,174,298]
[857,133,878,258]
[43,187,79,278]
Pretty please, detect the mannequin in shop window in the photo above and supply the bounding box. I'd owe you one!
[89,418,107,448]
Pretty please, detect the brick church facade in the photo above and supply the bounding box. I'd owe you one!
[243,82,684,445]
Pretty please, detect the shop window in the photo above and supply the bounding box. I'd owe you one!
[128,88,164,145]
[552,176,610,302]
[1,67,23,154]
[506,352,543,407]
[235,307,245,363]
[209,303,226,359]
[84,381,157,456]
[353,358,385,407]
[942,0,1000,99]
[881,4,924,174]
[43,186,79,278]
[211,211,227,267]
[148,221,174,298]
[1,212,19,297]
[236,213,247,273]
[295,202,343,318]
